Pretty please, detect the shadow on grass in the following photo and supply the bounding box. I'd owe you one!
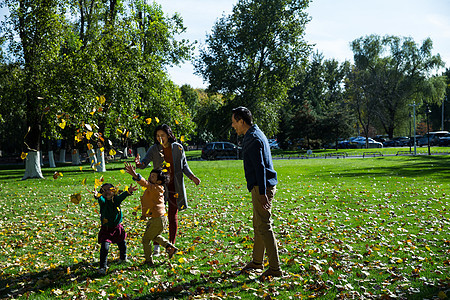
[326,156,450,179]
[0,260,99,298]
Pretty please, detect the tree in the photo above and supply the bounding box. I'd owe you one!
[281,52,353,149]
[348,35,445,139]
[195,0,311,137]
[2,0,70,178]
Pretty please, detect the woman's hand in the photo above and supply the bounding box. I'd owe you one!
[190,175,201,186]
[134,154,143,169]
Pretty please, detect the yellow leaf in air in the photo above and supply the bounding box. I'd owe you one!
[21,152,28,160]
[180,136,185,142]
[141,186,147,191]
[125,131,129,137]
[175,120,179,125]
[95,178,103,188]
[120,169,125,174]
[97,95,106,104]
[95,162,101,167]
[100,147,104,152]
[174,193,179,198]
[87,143,93,150]
[90,108,96,115]
[155,117,160,123]
[86,131,93,140]
[70,193,81,204]
[81,178,87,185]
[109,149,116,156]
[58,119,66,129]
[145,118,152,125]
[116,128,123,134]
[178,257,186,263]
[75,133,83,142]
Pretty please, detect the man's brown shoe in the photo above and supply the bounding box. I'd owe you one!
[242,261,264,271]
[260,268,282,280]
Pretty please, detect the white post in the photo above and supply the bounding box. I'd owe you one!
[48,150,56,168]
[88,149,97,168]
[96,149,106,172]
[71,149,82,165]
[137,147,146,160]
[22,151,44,180]
[59,148,66,163]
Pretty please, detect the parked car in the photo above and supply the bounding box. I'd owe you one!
[438,133,450,146]
[351,137,383,148]
[201,142,242,160]
[383,137,410,147]
[417,131,449,146]
[268,139,280,149]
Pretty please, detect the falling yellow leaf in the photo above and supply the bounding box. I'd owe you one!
[145,118,152,125]
[75,133,83,142]
[81,178,87,186]
[94,162,101,167]
[90,108,96,115]
[58,119,66,129]
[133,115,139,119]
[79,166,83,171]
[116,128,123,134]
[100,147,104,152]
[87,143,93,150]
[95,178,103,188]
[125,131,129,137]
[178,257,186,263]
[120,169,126,174]
[175,120,179,125]
[109,149,116,156]
[97,95,106,104]
[174,193,179,198]
[180,136,185,142]
[70,193,81,204]
[86,131,93,140]
[155,117,160,123]
[21,152,28,160]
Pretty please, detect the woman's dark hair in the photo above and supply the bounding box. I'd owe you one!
[153,124,176,145]
[150,168,170,185]
[232,106,253,126]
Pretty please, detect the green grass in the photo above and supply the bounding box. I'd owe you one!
[0,156,449,299]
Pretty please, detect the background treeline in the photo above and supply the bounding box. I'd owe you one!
[0,0,448,157]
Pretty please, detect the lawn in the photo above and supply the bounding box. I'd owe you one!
[0,156,449,299]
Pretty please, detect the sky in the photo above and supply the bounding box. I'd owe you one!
[156,0,450,88]
[1,0,449,89]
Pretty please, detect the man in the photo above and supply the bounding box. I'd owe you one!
[231,106,282,279]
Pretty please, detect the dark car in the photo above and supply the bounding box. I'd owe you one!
[201,142,242,160]
[439,133,450,146]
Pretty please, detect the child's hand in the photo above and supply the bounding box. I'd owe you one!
[124,161,138,178]
[127,183,138,194]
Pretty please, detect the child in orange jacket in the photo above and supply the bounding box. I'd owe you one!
[124,162,178,265]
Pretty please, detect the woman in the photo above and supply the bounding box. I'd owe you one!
[135,124,200,253]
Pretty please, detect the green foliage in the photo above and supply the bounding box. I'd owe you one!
[348,34,446,138]
[196,0,312,137]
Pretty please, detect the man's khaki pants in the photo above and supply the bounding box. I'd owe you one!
[251,185,280,270]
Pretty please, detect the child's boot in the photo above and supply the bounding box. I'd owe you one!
[165,243,178,259]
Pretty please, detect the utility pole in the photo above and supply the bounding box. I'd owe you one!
[409,102,417,155]
[443,95,447,131]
